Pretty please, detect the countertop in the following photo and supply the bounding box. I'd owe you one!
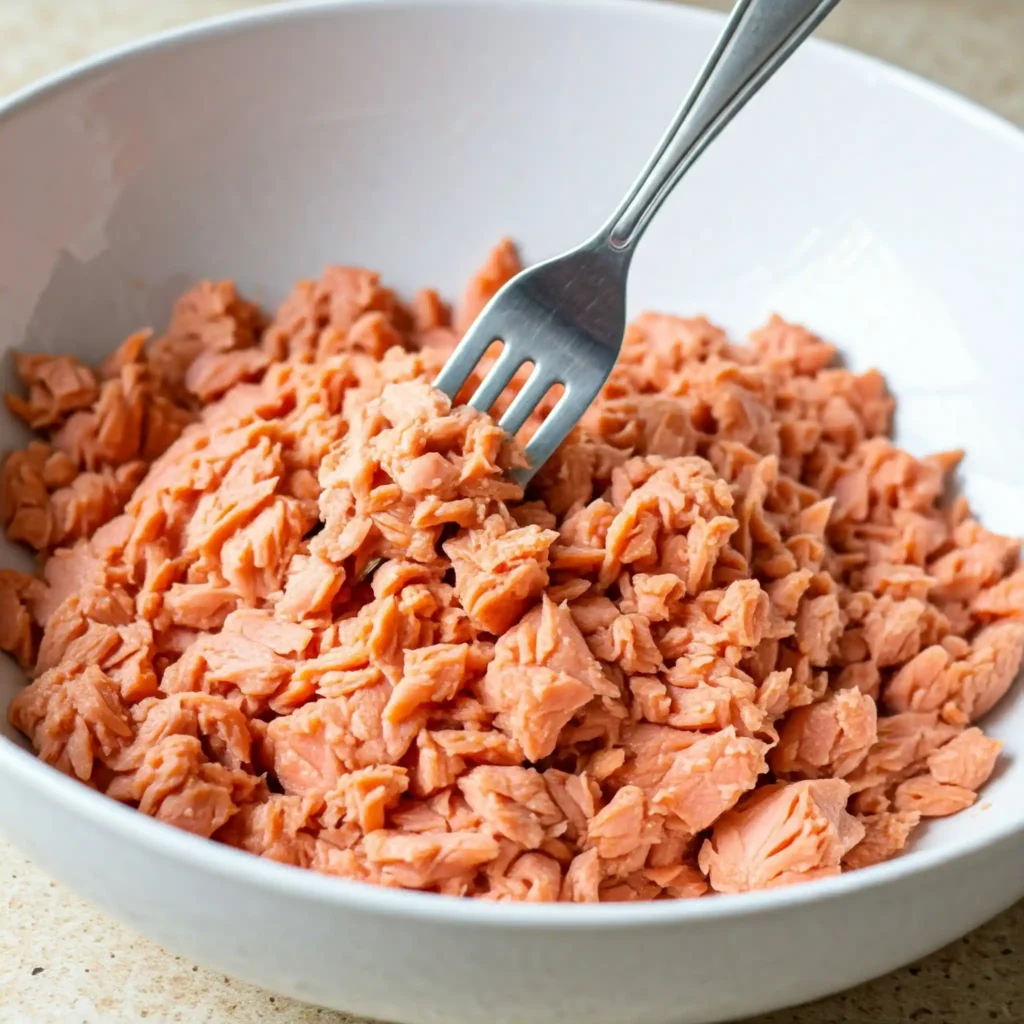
[0,1,1022,1021]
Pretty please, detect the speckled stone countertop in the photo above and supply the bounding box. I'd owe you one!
[0,1,1022,1022]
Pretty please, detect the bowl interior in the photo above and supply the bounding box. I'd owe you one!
[1,0,1022,861]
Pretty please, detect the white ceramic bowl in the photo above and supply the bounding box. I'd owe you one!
[1,3,1023,1022]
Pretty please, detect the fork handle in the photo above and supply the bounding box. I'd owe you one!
[603,0,841,252]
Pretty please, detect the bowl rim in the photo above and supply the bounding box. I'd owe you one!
[1,0,1022,928]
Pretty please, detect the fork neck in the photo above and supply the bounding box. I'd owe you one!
[579,228,637,270]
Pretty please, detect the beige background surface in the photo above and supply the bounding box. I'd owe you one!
[0,1,1022,1021]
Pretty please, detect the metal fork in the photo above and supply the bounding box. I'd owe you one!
[434,0,841,483]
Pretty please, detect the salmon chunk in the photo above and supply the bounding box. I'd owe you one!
[650,727,768,832]
[843,811,920,870]
[478,597,619,761]
[699,780,865,893]
[771,689,877,779]
[445,516,558,634]
[0,569,44,668]
[458,765,564,848]
[323,765,409,832]
[266,685,414,796]
[363,830,501,890]
[926,727,1001,790]
[116,734,260,838]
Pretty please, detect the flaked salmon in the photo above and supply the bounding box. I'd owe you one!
[3,240,1021,900]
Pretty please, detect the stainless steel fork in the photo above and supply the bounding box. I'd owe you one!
[434,0,841,483]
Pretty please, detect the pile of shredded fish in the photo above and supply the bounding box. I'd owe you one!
[2,239,1022,901]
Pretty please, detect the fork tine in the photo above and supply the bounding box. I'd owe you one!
[497,367,557,438]
[433,321,499,400]
[513,388,582,484]
[467,345,525,414]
